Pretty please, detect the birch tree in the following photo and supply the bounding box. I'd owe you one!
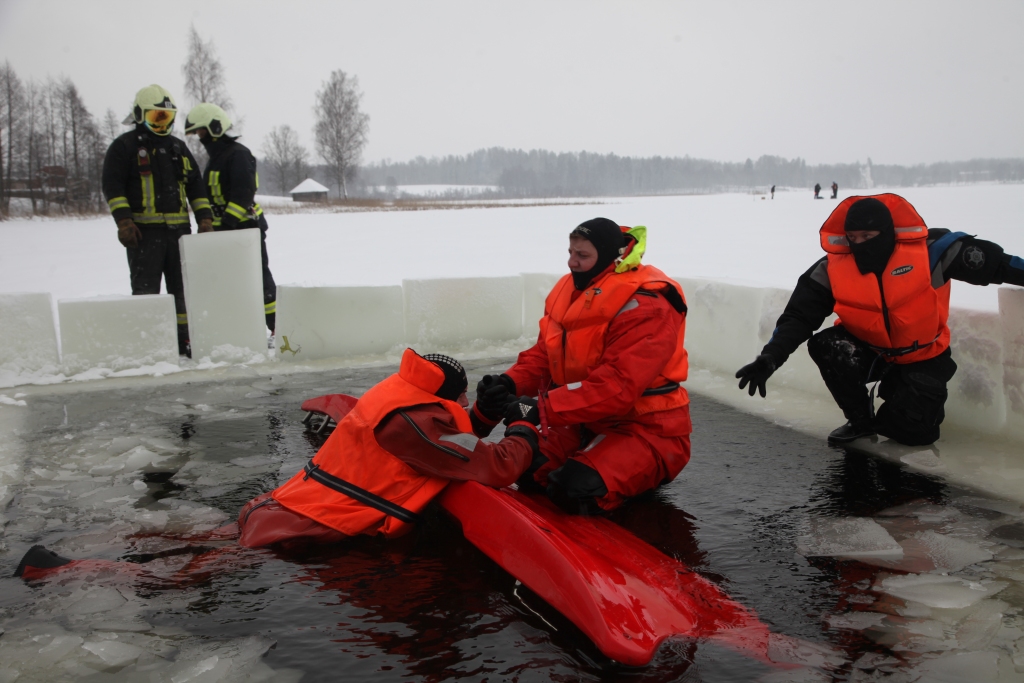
[262,124,308,195]
[313,70,368,199]
[181,24,232,168]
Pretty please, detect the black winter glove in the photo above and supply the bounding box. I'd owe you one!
[473,374,516,421]
[504,396,540,427]
[736,354,777,398]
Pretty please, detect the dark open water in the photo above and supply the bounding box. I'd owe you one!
[1,359,1018,682]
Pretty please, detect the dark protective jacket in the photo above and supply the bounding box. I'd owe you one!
[763,204,1024,367]
[201,137,265,229]
[102,126,211,227]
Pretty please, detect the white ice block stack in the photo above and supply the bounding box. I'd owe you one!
[521,273,561,337]
[403,276,523,347]
[58,294,178,375]
[179,229,267,361]
[945,307,1006,432]
[1000,286,1024,439]
[0,292,60,385]
[678,278,770,376]
[274,285,404,361]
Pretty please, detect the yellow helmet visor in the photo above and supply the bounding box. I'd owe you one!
[144,108,175,135]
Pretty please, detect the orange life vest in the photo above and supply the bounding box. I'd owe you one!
[272,349,473,538]
[540,263,689,415]
[820,193,950,364]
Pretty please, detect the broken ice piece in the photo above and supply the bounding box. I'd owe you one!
[989,522,1024,548]
[899,530,994,573]
[824,612,887,630]
[900,450,946,473]
[874,573,1008,609]
[797,517,903,559]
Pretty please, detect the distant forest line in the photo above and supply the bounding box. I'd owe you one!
[298,148,1024,199]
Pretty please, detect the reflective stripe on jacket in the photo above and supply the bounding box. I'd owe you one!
[272,349,472,538]
[820,193,951,364]
[540,263,689,416]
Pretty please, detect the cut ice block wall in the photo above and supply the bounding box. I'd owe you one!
[0,292,60,385]
[403,276,523,347]
[1000,287,1024,439]
[58,295,178,375]
[945,308,1006,432]
[274,285,403,361]
[179,229,267,361]
[521,273,562,338]
[677,278,772,376]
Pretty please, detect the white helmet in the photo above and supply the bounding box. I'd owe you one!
[130,84,177,136]
[184,103,232,138]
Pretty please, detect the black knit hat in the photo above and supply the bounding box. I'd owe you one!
[844,197,894,234]
[422,353,468,401]
[569,217,626,289]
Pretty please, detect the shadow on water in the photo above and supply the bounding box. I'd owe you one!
[9,365,1020,682]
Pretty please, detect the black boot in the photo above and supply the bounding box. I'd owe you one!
[827,420,876,444]
[14,545,72,577]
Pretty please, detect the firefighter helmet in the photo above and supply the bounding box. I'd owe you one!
[131,84,177,136]
[184,103,232,138]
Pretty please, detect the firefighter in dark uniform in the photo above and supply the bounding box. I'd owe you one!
[102,84,213,356]
[184,103,277,334]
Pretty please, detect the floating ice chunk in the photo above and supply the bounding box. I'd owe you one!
[955,599,1005,650]
[66,587,127,615]
[901,450,947,474]
[82,639,145,667]
[899,530,994,573]
[797,517,904,559]
[230,455,274,468]
[989,523,1024,548]
[824,612,887,630]
[908,650,1000,682]
[38,634,84,658]
[0,394,27,407]
[874,573,1008,609]
[953,495,1023,518]
[88,446,167,476]
[851,652,901,671]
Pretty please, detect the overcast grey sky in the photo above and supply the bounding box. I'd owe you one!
[1,0,1022,166]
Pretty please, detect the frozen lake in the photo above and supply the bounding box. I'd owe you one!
[2,184,1022,312]
[2,360,1024,681]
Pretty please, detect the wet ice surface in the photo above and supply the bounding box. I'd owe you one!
[2,361,1024,681]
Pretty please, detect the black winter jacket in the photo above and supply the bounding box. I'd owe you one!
[201,137,265,230]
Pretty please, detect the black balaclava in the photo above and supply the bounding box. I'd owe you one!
[569,217,626,290]
[422,353,468,401]
[845,197,896,275]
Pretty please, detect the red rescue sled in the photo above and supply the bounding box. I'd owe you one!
[303,394,780,667]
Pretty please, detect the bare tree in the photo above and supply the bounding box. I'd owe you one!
[0,61,26,215]
[262,124,308,195]
[313,70,369,199]
[101,108,121,146]
[181,24,233,169]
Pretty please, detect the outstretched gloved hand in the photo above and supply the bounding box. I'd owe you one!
[504,396,540,427]
[736,354,777,398]
[116,218,142,248]
[198,217,214,233]
[473,374,516,422]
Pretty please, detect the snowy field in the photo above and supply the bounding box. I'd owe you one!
[2,183,1022,313]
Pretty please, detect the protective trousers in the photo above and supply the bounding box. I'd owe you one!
[215,218,277,331]
[807,325,957,446]
[126,224,190,354]
[533,404,692,511]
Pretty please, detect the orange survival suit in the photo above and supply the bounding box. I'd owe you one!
[271,350,485,539]
[498,227,692,511]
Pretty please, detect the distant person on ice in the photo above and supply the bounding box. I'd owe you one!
[471,218,691,514]
[184,104,278,336]
[735,194,1024,446]
[814,183,822,199]
[771,185,775,199]
[831,182,839,199]
[102,85,213,356]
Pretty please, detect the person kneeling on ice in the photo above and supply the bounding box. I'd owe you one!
[735,194,1024,447]
[470,218,692,514]
[235,348,544,547]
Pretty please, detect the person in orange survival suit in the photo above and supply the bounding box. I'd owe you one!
[235,348,544,547]
[735,194,1024,446]
[15,349,544,576]
[470,218,691,515]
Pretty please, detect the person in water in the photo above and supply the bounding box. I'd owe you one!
[471,218,691,514]
[15,349,546,576]
[735,194,1024,447]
